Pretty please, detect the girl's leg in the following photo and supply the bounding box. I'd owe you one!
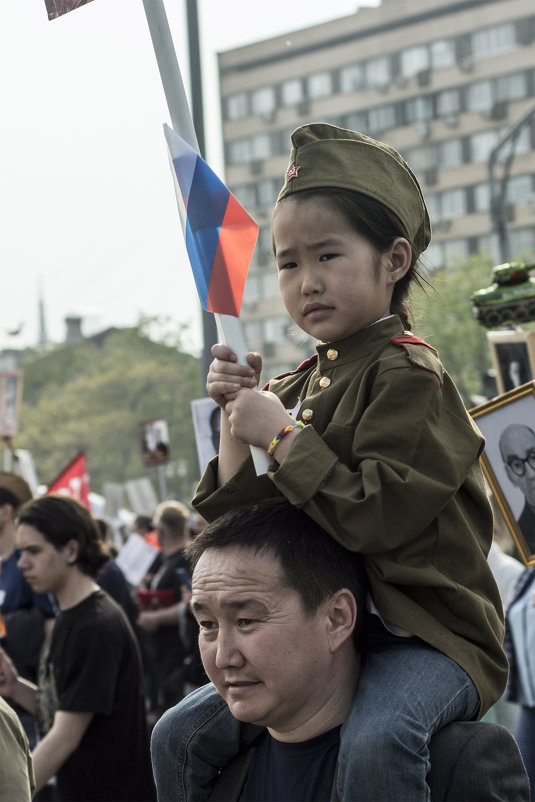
[336,629,479,802]
[515,706,535,801]
[150,682,262,802]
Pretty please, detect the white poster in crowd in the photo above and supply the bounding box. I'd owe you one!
[115,533,159,587]
[14,450,39,496]
[103,481,124,519]
[124,477,158,516]
[191,397,220,476]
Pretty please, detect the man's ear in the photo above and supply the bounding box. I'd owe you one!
[326,589,357,653]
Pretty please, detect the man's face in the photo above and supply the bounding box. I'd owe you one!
[503,427,535,507]
[16,524,72,595]
[191,546,335,740]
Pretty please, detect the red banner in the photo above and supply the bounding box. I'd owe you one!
[47,451,90,509]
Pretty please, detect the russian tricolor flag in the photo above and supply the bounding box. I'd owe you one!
[164,124,258,318]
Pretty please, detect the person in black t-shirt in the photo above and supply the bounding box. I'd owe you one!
[0,494,155,802]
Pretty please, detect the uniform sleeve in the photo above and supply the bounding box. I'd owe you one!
[270,360,485,556]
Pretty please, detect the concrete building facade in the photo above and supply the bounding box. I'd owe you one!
[218,0,535,376]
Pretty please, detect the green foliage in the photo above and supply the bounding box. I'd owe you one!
[16,324,204,505]
[412,254,496,405]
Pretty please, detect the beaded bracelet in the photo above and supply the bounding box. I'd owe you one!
[267,421,305,457]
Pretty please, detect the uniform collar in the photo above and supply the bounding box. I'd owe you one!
[315,315,404,370]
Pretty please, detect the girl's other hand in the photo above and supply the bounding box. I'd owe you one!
[207,344,261,408]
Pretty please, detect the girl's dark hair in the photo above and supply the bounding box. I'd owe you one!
[282,187,428,331]
[17,494,109,577]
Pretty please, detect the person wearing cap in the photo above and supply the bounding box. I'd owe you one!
[0,472,55,747]
[155,124,507,801]
[0,494,155,801]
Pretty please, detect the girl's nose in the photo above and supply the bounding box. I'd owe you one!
[301,265,323,295]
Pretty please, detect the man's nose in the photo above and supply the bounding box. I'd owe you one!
[215,631,245,670]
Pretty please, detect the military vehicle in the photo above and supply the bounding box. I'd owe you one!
[471,262,535,328]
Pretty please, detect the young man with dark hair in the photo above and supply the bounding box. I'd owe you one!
[0,494,155,801]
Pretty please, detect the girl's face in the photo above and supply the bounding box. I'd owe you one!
[273,196,400,343]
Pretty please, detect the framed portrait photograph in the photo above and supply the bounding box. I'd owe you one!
[471,381,535,565]
[487,330,535,394]
[140,418,171,467]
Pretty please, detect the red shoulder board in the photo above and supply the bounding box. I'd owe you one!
[390,335,437,353]
[261,354,317,391]
[390,335,442,386]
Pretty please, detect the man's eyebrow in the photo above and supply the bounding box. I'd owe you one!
[191,598,268,615]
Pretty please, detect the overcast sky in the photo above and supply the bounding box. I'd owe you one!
[0,0,378,355]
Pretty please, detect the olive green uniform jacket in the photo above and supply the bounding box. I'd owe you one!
[194,315,508,716]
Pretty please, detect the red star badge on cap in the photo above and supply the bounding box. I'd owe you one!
[286,164,300,180]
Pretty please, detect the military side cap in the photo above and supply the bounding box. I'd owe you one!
[277,123,431,254]
[0,471,32,505]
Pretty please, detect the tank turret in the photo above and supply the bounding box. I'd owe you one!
[471,262,535,328]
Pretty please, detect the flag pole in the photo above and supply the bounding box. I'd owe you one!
[141,0,269,474]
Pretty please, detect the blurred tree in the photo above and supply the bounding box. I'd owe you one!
[412,253,496,405]
[16,320,204,503]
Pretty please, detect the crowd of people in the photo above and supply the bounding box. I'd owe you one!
[1,122,535,801]
[0,471,206,801]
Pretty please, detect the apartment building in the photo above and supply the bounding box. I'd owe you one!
[218,0,535,375]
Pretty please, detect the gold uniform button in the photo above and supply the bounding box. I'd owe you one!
[302,408,314,421]
[319,377,331,388]
[327,349,338,361]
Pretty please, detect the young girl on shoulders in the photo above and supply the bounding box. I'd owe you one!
[153,123,508,801]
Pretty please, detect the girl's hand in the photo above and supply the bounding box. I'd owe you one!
[226,389,295,450]
[206,344,261,408]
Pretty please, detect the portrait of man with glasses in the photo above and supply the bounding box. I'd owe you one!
[500,423,535,554]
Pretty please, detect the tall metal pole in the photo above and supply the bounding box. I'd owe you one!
[185,0,218,376]
[142,0,217,378]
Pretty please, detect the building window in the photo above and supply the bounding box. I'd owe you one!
[442,239,469,261]
[368,104,397,134]
[257,178,278,208]
[510,228,535,258]
[226,92,248,121]
[233,184,256,209]
[251,86,276,117]
[406,96,433,123]
[340,63,365,93]
[508,175,534,205]
[437,88,460,118]
[472,23,516,60]
[264,316,290,345]
[425,193,440,221]
[308,71,333,99]
[405,144,435,172]
[228,138,252,165]
[441,188,467,219]
[431,39,456,69]
[470,130,500,163]
[281,78,303,105]
[439,139,463,168]
[400,45,429,79]
[467,80,494,113]
[365,56,390,89]
[344,111,368,132]
[251,133,273,160]
[496,72,528,102]
[474,182,491,213]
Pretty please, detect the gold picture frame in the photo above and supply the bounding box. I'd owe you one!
[487,329,535,395]
[471,381,535,566]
